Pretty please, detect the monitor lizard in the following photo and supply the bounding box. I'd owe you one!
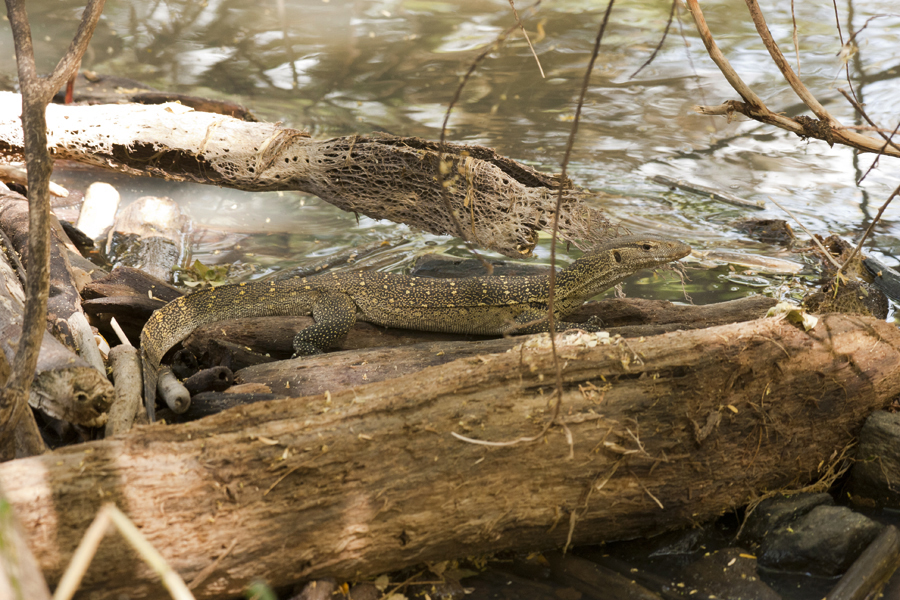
[140,235,691,415]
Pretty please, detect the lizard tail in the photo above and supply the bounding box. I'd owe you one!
[139,278,315,420]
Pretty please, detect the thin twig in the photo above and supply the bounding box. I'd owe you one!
[790,0,800,76]
[766,196,842,271]
[837,183,900,279]
[831,0,844,45]
[508,0,545,78]
[837,88,900,154]
[687,0,900,159]
[545,0,616,458]
[630,0,676,80]
[858,120,900,185]
[2,0,105,458]
[187,539,238,590]
[52,509,113,600]
[674,2,708,108]
[53,504,195,600]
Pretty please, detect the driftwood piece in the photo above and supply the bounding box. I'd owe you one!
[184,296,777,365]
[0,222,113,426]
[105,345,143,437]
[82,266,183,345]
[54,73,258,121]
[183,367,233,396]
[0,190,84,349]
[1,314,896,600]
[156,366,189,415]
[0,92,618,257]
[825,525,900,600]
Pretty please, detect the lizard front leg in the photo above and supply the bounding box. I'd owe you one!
[292,292,358,356]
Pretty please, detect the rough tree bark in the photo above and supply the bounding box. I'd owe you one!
[0,314,896,599]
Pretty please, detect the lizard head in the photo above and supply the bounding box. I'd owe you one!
[601,235,692,273]
[560,235,692,303]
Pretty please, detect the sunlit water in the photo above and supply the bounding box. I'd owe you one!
[1,0,899,309]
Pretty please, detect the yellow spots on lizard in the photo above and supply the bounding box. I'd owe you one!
[305,286,311,290]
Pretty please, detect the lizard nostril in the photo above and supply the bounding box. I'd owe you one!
[613,251,622,263]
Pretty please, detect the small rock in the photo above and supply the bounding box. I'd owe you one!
[734,219,795,245]
[850,411,900,507]
[741,493,833,544]
[348,583,379,600]
[289,578,338,600]
[681,547,780,600]
[756,505,881,576]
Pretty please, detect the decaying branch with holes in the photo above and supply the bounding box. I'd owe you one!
[0,92,619,259]
[1,313,897,599]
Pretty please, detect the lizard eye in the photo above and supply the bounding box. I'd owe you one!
[642,244,652,250]
[613,251,622,263]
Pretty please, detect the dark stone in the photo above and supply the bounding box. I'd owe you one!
[288,578,338,600]
[757,505,881,576]
[849,411,900,507]
[680,547,779,600]
[733,219,795,245]
[347,583,379,600]
[741,493,833,545]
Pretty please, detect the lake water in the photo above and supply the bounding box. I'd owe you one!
[1,0,899,308]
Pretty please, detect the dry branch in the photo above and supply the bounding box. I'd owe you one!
[1,314,896,599]
[685,0,900,158]
[0,93,617,258]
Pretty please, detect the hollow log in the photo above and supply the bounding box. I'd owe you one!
[0,92,617,257]
[0,314,896,599]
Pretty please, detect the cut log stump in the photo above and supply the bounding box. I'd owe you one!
[0,314,897,599]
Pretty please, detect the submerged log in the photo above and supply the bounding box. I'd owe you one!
[1,314,896,599]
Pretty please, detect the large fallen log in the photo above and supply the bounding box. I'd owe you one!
[0,92,617,257]
[0,313,896,599]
